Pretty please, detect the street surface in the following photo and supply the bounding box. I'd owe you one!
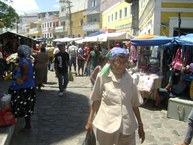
[0,71,187,145]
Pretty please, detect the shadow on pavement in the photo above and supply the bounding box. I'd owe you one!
[10,87,90,145]
[140,99,168,111]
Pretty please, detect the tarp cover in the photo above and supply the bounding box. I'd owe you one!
[131,35,173,46]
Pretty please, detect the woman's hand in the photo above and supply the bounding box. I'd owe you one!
[16,78,23,85]
[85,121,92,131]
[55,71,58,78]
[138,125,145,143]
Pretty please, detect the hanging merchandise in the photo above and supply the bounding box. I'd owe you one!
[139,46,151,72]
[129,45,138,64]
[149,46,160,73]
[172,48,183,71]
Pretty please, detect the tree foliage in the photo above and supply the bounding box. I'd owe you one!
[0,0,19,28]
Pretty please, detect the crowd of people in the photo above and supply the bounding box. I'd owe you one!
[0,40,193,145]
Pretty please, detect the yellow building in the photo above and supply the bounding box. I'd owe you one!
[68,9,87,37]
[139,0,193,36]
[102,2,132,34]
[160,1,193,36]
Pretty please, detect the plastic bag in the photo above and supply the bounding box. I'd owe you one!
[82,130,96,145]
[1,94,11,102]
[68,71,74,81]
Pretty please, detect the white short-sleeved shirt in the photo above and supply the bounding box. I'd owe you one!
[68,45,78,57]
[91,69,143,135]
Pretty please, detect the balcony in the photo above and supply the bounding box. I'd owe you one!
[29,28,41,34]
[82,22,100,32]
[55,26,66,33]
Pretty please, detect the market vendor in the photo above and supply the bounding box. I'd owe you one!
[154,66,187,108]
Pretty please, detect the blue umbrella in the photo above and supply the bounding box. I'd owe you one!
[174,34,193,45]
[131,35,173,46]
[87,31,105,37]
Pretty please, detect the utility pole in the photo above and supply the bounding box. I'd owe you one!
[66,0,73,37]
[178,12,181,36]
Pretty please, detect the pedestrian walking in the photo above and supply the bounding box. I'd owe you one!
[77,44,85,76]
[9,45,36,131]
[90,54,108,85]
[33,46,49,91]
[83,43,91,76]
[54,42,69,96]
[87,44,101,75]
[68,41,78,75]
[85,47,145,145]
[175,109,193,145]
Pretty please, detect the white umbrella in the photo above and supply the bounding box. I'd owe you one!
[97,32,129,41]
[60,37,72,42]
[52,38,64,42]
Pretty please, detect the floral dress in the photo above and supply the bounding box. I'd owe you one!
[10,58,36,118]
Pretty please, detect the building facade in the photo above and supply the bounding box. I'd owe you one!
[41,12,59,39]
[70,10,87,37]
[58,0,87,37]
[102,2,132,34]
[138,0,193,36]
[18,13,39,36]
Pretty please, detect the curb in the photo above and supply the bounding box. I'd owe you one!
[0,125,15,145]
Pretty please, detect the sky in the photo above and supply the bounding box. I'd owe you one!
[5,0,59,14]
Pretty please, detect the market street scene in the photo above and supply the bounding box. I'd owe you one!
[0,0,193,145]
[0,71,188,145]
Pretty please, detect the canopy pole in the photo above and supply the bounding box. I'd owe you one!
[160,48,163,75]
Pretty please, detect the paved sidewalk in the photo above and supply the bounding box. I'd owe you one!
[1,71,187,145]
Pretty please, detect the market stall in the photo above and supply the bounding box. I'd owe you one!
[53,37,82,43]
[75,32,133,44]
[129,34,173,100]
[0,31,36,56]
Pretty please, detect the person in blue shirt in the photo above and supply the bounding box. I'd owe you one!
[175,109,193,145]
[9,45,36,131]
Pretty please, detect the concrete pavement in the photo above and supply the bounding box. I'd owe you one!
[1,70,188,145]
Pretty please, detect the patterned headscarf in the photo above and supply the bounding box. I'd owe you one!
[18,45,31,58]
[109,47,128,58]
[99,47,128,76]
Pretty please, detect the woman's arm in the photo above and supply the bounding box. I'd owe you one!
[16,63,28,85]
[90,66,101,85]
[85,100,100,131]
[133,107,145,143]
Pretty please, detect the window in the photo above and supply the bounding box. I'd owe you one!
[91,0,97,7]
[119,9,122,19]
[130,5,132,15]
[108,15,110,23]
[115,12,117,20]
[124,7,127,17]
[111,14,113,21]
[80,19,83,26]
[61,6,65,12]
[50,22,52,27]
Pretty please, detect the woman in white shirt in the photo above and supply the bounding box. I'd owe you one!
[85,47,145,145]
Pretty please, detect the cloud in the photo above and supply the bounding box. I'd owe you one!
[7,0,39,13]
[53,4,59,9]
